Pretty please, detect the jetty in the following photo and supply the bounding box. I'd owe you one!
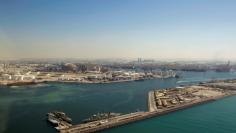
[59,79,236,133]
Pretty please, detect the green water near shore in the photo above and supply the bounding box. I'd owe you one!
[0,71,236,133]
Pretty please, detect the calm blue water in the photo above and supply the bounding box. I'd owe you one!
[0,71,236,133]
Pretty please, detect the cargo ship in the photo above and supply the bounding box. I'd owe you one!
[215,61,231,72]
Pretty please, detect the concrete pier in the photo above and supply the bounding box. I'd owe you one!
[148,91,158,112]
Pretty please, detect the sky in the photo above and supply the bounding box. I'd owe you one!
[0,0,236,61]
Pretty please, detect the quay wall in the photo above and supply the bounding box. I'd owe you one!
[6,81,37,86]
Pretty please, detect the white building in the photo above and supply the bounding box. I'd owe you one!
[23,75,36,80]
[12,75,24,81]
[1,74,12,80]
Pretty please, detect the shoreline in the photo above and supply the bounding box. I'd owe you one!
[1,77,235,87]
[0,77,177,87]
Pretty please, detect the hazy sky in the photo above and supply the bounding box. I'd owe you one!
[0,0,236,60]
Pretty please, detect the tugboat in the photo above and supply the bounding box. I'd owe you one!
[82,112,121,123]
[47,111,72,130]
[47,113,60,125]
[53,111,72,123]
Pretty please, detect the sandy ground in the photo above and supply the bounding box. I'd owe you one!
[193,89,223,97]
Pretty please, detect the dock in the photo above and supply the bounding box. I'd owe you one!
[59,80,236,133]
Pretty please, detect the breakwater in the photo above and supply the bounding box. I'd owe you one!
[60,81,236,133]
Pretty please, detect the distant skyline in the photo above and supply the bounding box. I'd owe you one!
[1,0,236,60]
